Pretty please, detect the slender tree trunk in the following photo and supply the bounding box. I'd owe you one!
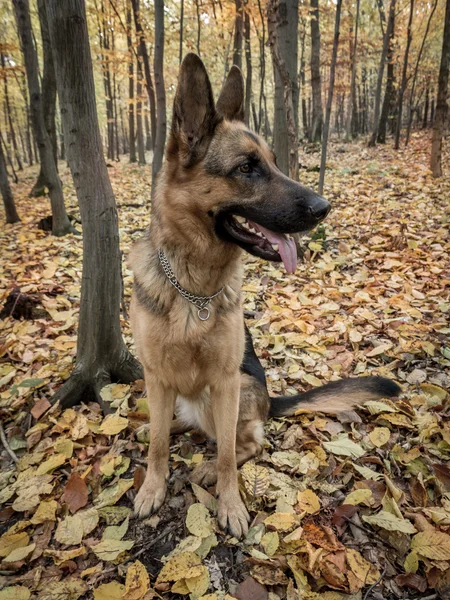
[194,0,201,56]
[1,54,23,172]
[0,125,20,224]
[269,0,299,175]
[256,0,266,135]
[368,0,396,147]
[1,132,18,184]
[345,0,360,141]
[310,0,323,142]
[430,0,450,176]
[112,28,120,161]
[405,0,437,146]
[136,58,146,164]
[47,0,142,408]
[268,0,299,179]
[144,112,151,151]
[244,10,252,126]
[394,0,414,149]
[126,1,136,163]
[299,20,309,139]
[131,0,156,150]
[152,0,166,185]
[233,0,244,68]
[318,0,341,194]
[377,14,395,143]
[179,0,184,64]
[13,0,73,235]
[422,84,429,128]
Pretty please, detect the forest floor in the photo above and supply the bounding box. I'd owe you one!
[0,132,449,600]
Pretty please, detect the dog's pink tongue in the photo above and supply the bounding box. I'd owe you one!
[251,222,298,274]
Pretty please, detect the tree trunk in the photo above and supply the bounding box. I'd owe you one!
[131,0,156,150]
[256,0,266,135]
[136,58,146,165]
[405,0,437,146]
[179,0,184,64]
[127,1,136,163]
[270,0,299,175]
[31,0,59,196]
[268,0,299,180]
[244,10,252,126]
[233,0,244,69]
[1,54,23,172]
[430,0,450,177]
[318,0,341,194]
[310,0,323,143]
[422,84,429,128]
[46,0,142,409]
[0,125,20,224]
[152,0,166,185]
[394,0,414,149]
[368,0,396,147]
[194,0,201,56]
[377,13,395,144]
[299,20,309,139]
[13,0,73,236]
[345,0,360,142]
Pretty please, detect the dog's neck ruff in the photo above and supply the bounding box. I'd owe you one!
[158,248,224,321]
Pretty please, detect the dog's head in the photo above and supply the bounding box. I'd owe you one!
[164,53,330,273]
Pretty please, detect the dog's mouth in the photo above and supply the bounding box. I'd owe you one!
[220,214,298,274]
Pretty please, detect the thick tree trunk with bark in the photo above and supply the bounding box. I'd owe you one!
[368,0,396,147]
[318,0,341,194]
[269,0,299,175]
[131,0,156,150]
[46,0,142,409]
[244,10,252,126]
[32,0,58,196]
[0,126,20,224]
[345,0,360,141]
[377,13,395,144]
[394,0,414,149]
[268,0,298,179]
[13,0,73,236]
[233,0,244,69]
[310,0,323,142]
[152,0,166,184]
[430,0,450,176]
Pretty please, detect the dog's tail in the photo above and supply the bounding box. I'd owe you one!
[269,376,401,417]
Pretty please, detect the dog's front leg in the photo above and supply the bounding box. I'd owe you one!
[211,373,250,538]
[134,374,176,519]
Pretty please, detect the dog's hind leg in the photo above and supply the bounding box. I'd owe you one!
[134,373,177,519]
[210,372,250,538]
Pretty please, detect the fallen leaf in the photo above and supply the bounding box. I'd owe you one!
[241,461,271,498]
[92,538,134,561]
[123,560,150,600]
[362,511,417,534]
[99,413,129,435]
[369,427,391,447]
[186,503,215,538]
[411,530,450,560]
[62,473,89,513]
[296,489,320,514]
[93,581,126,600]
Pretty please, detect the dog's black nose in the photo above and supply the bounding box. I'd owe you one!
[309,197,331,222]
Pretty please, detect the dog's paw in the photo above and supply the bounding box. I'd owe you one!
[190,461,218,487]
[134,476,167,519]
[218,492,250,539]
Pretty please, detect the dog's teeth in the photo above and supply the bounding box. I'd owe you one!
[272,243,279,251]
[236,216,245,224]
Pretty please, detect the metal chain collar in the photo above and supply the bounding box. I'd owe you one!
[158,248,224,321]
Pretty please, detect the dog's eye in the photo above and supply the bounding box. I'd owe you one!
[239,163,252,174]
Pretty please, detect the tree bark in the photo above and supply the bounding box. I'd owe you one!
[310,0,323,143]
[46,0,142,408]
[256,0,267,135]
[31,0,59,196]
[422,84,429,128]
[270,0,299,175]
[368,0,396,147]
[430,0,450,177]
[131,0,156,150]
[394,0,414,149]
[136,57,146,164]
[244,10,252,126]
[377,12,395,144]
[0,125,20,224]
[345,0,360,141]
[13,0,73,236]
[179,0,184,64]
[194,0,201,56]
[152,0,166,184]
[268,0,298,180]
[318,0,341,194]
[126,1,136,163]
[1,53,23,172]
[233,0,244,69]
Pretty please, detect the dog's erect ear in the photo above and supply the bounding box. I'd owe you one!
[216,66,245,122]
[169,53,219,167]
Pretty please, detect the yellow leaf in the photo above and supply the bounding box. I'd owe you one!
[296,489,320,514]
[420,383,447,402]
[0,532,29,558]
[346,548,380,585]
[36,453,67,475]
[44,546,86,565]
[411,530,450,560]
[369,427,391,447]
[362,511,416,534]
[157,552,203,583]
[98,413,129,435]
[31,499,58,524]
[92,538,134,561]
[93,581,126,600]
[404,551,419,573]
[55,508,99,546]
[94,479,134,508]
[0,587,31,600]
[2,543,35,562]
[344,489,373,506]
[186,504,215,538]
[54,438,74,458]
[103,516,129,541]
[241,461,270,498]
[123,560,150,600]
[191,483,218,513]
[264,513,298,532]
[303,374,322,387]
[323,436,365,458]
[261,531,279,556]
[186,565,210,598]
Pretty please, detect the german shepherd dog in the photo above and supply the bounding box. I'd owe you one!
[130,54,400,538]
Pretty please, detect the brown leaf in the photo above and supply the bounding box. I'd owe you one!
[232,576,268,600]
[302,523,344,551]
[409,478,428,507]
[31,398,51,420]
[396,573,427,593]
[134,467,146,492]
[433,462,450,489]
[250,564,289,586]
[332,504,357,531]
[62,473,89,513]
